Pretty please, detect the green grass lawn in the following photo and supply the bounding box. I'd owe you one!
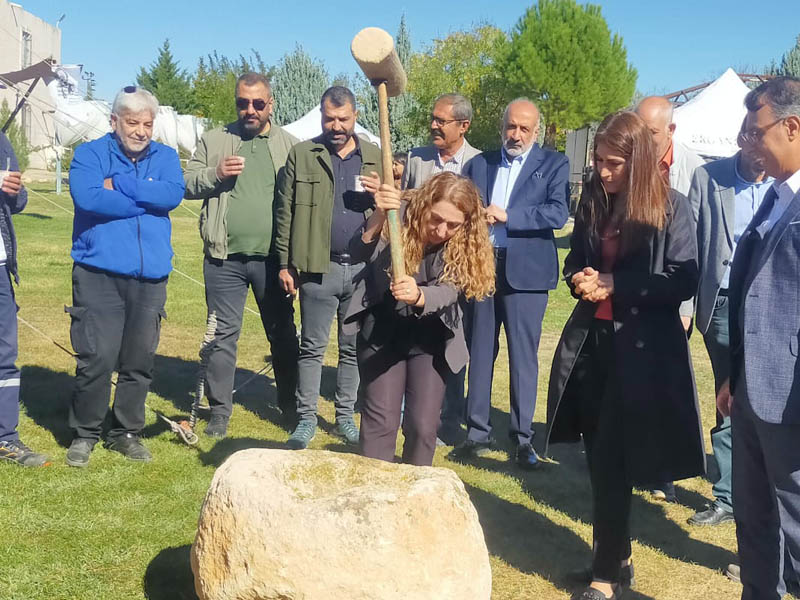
[1,185,743,600]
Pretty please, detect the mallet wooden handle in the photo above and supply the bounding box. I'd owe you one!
[376,81,405,280]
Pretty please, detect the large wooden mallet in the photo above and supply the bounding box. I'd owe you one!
[351,27,408,279]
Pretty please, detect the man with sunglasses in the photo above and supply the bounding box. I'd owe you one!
[685,119,772,528]
[402,93,481,447]
[184,72,300,438]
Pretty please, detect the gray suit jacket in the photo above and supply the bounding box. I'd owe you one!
[402,139,481,190]
[690,154,737,334]
[729,184,800,425]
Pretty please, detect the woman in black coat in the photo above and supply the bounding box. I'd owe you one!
[344,172,495,466]
[545,111,705,600]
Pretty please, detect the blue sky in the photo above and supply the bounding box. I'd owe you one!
[10,0,798,103]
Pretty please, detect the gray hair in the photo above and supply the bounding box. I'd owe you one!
[112,86,159,118]
[321,86,356,111]
[435,93,473,122]
[745,76,800,120]
[503,97,540,125]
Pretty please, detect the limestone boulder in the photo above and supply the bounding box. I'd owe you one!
[191,448,491,600]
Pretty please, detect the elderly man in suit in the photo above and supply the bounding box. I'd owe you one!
[686,121,772,527]
[449,98,569,469]
[403,93,482,446]
[717,76,800,600]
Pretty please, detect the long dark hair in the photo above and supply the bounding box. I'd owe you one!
[578,111,668,255]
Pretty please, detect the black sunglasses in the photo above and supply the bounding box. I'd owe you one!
[123,85,138,93]
[236,98,269,111]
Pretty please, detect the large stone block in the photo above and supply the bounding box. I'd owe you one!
[191,448,491,600]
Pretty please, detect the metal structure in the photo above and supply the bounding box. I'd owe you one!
[664,73,774,105]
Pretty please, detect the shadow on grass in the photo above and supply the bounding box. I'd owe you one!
[143,544,197,600]
[19,365,73,447]
[197,436,289,468]
[19,212,53,220]
[465,484,656,599]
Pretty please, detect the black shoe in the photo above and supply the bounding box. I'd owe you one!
[66,438,95,468]
[447,438,496,462]
[570,585,620,600]
[0,439,51,467]
[104,433,152,462]
[567,562,635,589]
[204,414,229,439]
[687,501,734,526]
[515,443,540,470]
[436,423,464,447]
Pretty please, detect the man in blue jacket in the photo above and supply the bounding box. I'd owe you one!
[65,86,185,467]
[0,132,49,467]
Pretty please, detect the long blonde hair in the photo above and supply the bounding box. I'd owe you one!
[385,172,495,300]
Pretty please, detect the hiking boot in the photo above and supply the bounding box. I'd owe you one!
[204,414,229,439]
[0,439,50,467]
[104,433,152,462]
[287,419,316,450]
[66,438,95,468]
[332,418,359,445]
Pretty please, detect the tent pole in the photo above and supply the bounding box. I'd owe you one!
[1,77,40,133]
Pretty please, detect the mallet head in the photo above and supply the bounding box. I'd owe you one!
[351,27,407,97]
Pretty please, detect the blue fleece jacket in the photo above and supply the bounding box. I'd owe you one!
[69,133,185,279]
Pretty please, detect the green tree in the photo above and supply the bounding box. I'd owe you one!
[406,24,512,151]
[271,45,329,125]
[356,15,426,154]
[136,39,196,113]
[777,35,800,77]
[0,100,31,172]
[504,0,637,148]
[192,51,273,126]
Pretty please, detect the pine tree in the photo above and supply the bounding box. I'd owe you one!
[778,35,800,77]
[271,45,329,125]
[136,39,196,113]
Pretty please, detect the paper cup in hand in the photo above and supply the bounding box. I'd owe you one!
[353,175,365,193]
[0,171,8,188]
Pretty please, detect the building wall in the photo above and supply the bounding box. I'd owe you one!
[0,0,62,169]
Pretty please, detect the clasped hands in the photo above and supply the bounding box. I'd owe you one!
[571,267,614,303]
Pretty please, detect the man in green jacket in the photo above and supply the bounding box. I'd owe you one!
[184,72,299,438]
[274,86,382,449]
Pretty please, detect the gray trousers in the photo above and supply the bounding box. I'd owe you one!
[732,381,800,600]
[203,255,299,418]
[703,293,732,510]
[296,261,360,424]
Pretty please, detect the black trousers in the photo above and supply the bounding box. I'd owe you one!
[68,264,167,441]
[203,255,299,418]
[358,339,448,467]
[570,320,632,582]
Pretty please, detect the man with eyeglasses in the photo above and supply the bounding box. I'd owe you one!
[685,119,772,528]
[402,93,482,447]
[184,72,300,438]
[274,86,382,450]
[66,86,185,467]
[717,75,800,600]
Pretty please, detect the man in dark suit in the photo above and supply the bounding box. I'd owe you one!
[449,98,569,469]
[719,76,800,599]
[687,127,772,526]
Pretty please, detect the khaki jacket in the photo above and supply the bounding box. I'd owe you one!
[183,120,298,259]
[274,135,382,274]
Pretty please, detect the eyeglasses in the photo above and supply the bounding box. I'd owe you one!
[431,116,463,127]
[739,118,784,145]
[236,97,270,111]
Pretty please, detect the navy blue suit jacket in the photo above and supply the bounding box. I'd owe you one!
[729,185,800,424]
[465,144,570,291]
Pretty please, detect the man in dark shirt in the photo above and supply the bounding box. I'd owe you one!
[275,86,382,450]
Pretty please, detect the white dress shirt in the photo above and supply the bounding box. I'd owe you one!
[762,167,800,233]
[489,145,533,248]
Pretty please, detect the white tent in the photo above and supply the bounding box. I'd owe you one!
[282,105,381,146]
[673,68,751,159]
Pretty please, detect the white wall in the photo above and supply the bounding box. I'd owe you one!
[0,0,62,169]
